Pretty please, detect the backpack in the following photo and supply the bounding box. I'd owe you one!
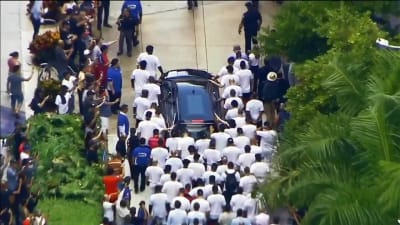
[225,171,238,192]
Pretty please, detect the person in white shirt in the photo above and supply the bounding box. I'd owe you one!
[218,205,235,225]
[256,122,278,161]
[188,154,206,183]
[188,202,207,225]
[233,109,247,128]
[236,60,253,100]
[241,118,257,141]
[177,159,194,186]
[145,160,164,194]
[103,195,115,223]
[244,192,258,220]
[165,152,183,173]
[195,133,210,155]
[171,188,191,212]
[131,60,151,98]
[239,167,258,194]
[151,108,166,130]
[133,89,151,126]
[207,185,226,223]
[142,76,161,105]
[230,209,251,225]
[61,72,77,112]
[178,132,195,159]
[217,56,239,78]
[136,111,159,144]
[233,128,250,152]
[136,45,165,79]
[151,144,169,168]
[115,200,130,225]
[221,80,242,99]
[162,172,183,202]
[190,189,210,215]
[55,85,72,114]
[210,124,231,151]
[203,144,221,168]
[233,51,249,70]
[150,185,169,224]
[224,89,244,110]
[216,157,229,176]
[189,179,206,198]
[230,187,248,215]
[250,154,270,183]
[203,175,223,198]
[203,164,222,184]
[224,120,237,138]
[237,145,256,172]
[165,131,180,153]
[246,94,264,126]
[167,201,188,225]
[159,165,172,186]
[225,100,239,120]
[220,66,240,90]
[222,138,243,165]
[255,208,270,225]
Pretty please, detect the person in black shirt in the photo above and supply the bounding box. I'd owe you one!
[238,2,262,53]
[117,8,137,57]
[29,88,50,115]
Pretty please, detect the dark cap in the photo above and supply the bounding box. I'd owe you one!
[9,51,19,57]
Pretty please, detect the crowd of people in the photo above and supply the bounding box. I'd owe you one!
[3,1,296,225]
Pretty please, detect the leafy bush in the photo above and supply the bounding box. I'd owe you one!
[27,114,104,205]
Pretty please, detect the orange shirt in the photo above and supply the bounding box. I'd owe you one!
[103,175,122,202]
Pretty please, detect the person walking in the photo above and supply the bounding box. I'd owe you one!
[260,72,280,128]
[96,0,112,30]
[107,58,123,114]
[29,0,43,40]
[136,45,165,80]
[7,64,33,117]
[117,104,130,138]
[131,137,151,193]
[116,8,136,57]
[238,2,262,53]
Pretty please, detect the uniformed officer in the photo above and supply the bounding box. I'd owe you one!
[238,2,262,54]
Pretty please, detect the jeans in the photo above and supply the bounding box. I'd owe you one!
[133,165,147,192]
[118,30,133,54]
[97,0,110,30]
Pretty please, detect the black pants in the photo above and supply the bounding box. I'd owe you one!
[244,30,258,54]
[77,89,84,115]
[133,165,147,192]
[187,0,198,8]
[31,16,41,40]
[119,30,134,55]
[97,0,110,30]
[109,91,121,113]
[223,190,234,208]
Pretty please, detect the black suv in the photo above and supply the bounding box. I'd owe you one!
[160,69,222,139]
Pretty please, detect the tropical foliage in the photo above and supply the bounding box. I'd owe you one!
[27,114,104,205]
[259,2,400,225]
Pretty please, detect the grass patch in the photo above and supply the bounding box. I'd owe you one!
[38,198,102,225]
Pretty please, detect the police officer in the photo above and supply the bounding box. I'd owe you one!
[238,2,262,54]
[121,0,143,47]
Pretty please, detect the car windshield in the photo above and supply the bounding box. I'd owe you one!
[177,83,214,122]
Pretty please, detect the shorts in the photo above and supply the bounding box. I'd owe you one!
[100,116,109,131]
[11,94,24,108]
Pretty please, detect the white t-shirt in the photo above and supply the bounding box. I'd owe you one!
[233,59,249,70]
[55,93,71,114]
[178,136,195,159]
[103,201,114,222]
[151,116,166,130]
[222,146,243,164]
[133,97,151,120]
[241,124,257,140]
[222,85,242,99]
[203,149,221,166]
[220,74,240,89]
[177,167,194,186]
[217,65,239,77]
[188,162,206,181]
[233,116,246,128]
[162,180,183,202]
[246,99,264,121]
[237,153,256,171]
[190,198,210,214]
[233,135,250,152]
[203,171,222,185]
[160,173,171,186]
[210,132,230,151]
[149,193,168,218]
[250,162,270,183]
[207,194,226,219]
[189,186,205,198]
[142,83,161,105]
[167,209,188,225]
[257,130,278,151]
[145,165,164,187]
[166,137,180,152]
[244,197,257,219]
[195,139,211,155]
[188,211,207,225]
[165,157,183,172]
[224,97,244,110]
[203,184,222,199]
[171,196,191,211]
[230,193,248,213]
[239,175,258,194]
[131,68,151,95]
[236,69,253,93]
[224,128,237,138]
[137,52,161,78]
[136,120,159,143]
[151,147,169,168]
[255,213,270,225]
[61,76,77,92]
[225,108,239,120]
[250,145,262,155]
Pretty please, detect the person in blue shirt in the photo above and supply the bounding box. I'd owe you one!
[107,58,123,114]
[121,0,142,47]
[131,138,151,193]
[118,104,130,138]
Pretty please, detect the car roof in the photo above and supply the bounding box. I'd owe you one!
[165,69,213,80]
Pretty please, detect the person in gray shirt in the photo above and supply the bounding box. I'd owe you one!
[7,64,33,117]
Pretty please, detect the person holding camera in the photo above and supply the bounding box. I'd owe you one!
[117,8,137,57]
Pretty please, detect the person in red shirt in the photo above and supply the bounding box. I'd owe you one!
[148,129,163,149]
[103,167,123,202]
[99,45,110,87]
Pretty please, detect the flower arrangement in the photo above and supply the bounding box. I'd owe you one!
[29,30,60,65]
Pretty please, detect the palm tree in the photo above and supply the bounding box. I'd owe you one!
[264,50,400,225]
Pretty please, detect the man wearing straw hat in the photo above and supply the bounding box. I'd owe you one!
[260,72,280,128]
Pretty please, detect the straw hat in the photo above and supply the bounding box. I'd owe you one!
[267,72,277,82]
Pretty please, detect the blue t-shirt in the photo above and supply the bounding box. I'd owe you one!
[132,146,151,166]
[107,67,123,93]
[122,0,142,21]
[117,113,130,137]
